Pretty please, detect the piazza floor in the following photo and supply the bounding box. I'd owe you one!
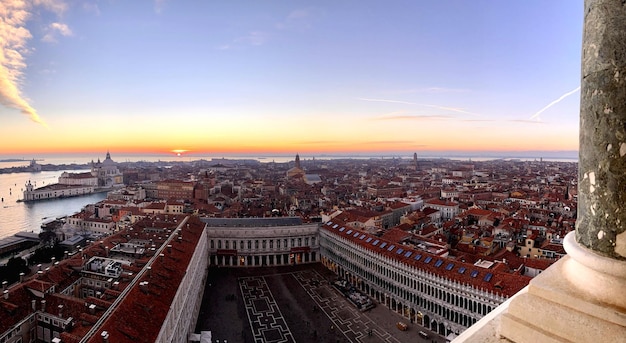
[194,263,448,343]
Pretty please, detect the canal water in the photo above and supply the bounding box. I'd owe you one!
[0,170,107,240]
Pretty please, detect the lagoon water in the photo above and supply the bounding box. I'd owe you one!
[0,170,107,240]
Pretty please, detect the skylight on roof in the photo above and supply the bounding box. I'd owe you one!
[373,240,380,246]
[484,273,494,282]
[424,256,432,263]
[359,234,366,240]
[396,248,404,254]
[414,254,422,261]
[380,242,387,249]
[434,259,444,268]
[353,232,360,237]
[328,221,333,226]
[339,227,345,232]
[445,263,454,271]
[404,251,412,258]
[458,267,466,274]
[387,244,395,251]
[346,229,353,235]
[332,224,338,229]
[366,237,372,243]
[470,270,479,278]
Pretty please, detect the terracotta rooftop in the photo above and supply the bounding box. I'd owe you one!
[87,215,205,343]
[322,222,531,298]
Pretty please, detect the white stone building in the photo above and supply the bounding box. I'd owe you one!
[203,217,320,267]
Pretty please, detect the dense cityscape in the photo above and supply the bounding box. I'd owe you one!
[4,1,626,342]
[0,152,578,342]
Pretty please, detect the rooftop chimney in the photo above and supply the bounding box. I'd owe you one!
[2,280,7,290]
[41,300,46,313]
[58,304,63,318]
[139,281,149,294]
[101,331,109,343]
[32,300,36,312]
[3,290,8,300]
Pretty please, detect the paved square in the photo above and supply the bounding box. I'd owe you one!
[194,264,446,343]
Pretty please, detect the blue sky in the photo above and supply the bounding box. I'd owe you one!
[1,0,583,156]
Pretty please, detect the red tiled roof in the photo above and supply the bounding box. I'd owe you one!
[322,222,530,297]
[87,216,205,343]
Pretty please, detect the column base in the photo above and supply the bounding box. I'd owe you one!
[500,232,626,343]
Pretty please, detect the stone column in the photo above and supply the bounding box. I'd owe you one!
[577,0,626,260]
[496,1,626,342]
[563,0,626,309]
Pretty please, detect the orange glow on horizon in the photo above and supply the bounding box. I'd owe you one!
[1,123,577,156]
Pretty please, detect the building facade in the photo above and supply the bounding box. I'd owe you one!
[23,181,94,201]
[203,217,320,267]
[319,221,523,337]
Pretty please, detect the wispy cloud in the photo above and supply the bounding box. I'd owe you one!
[83,2,100,16]
[529,86,580,121]
[154,0,166,14]
[0,0,46,126]
[276,8,315,30]
[219,31,269,50]
[358,97,479,116]
[396,87,470,94]
[299,140,342,145]
[1,0,69,126]
[509,119,546,124]
[42,22,73,43]
[360,140,416,145]
[33,0,68,16]
[461,119,495,122]
[358,97,415,105]
[236,31,269,46]
[419,104,479,116]
[374,114,451,121]
[288,9,310,20]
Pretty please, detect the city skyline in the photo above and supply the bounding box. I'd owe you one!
[1,0,583,156]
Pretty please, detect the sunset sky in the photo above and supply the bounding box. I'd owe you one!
[1,0,583,158]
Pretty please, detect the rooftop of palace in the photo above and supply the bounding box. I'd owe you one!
[201,217,304,227]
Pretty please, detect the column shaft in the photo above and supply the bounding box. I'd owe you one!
[578,0,626,259]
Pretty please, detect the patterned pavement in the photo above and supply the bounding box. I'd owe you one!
[239,276,295,343]
[292,269,403,343]
[199,265,445,343]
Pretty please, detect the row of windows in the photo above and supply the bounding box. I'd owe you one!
[210,236,316,250]
[320,232,501,330]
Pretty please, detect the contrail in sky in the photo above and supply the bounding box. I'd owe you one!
[529,86,580,121]
[0,0,47,126]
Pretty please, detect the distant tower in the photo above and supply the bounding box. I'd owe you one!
[413,152,418,170]
[295,153,301,169]
[286,154,304,180]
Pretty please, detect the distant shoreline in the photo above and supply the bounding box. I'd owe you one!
[0,164,89,175]
[0,159,43,163]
